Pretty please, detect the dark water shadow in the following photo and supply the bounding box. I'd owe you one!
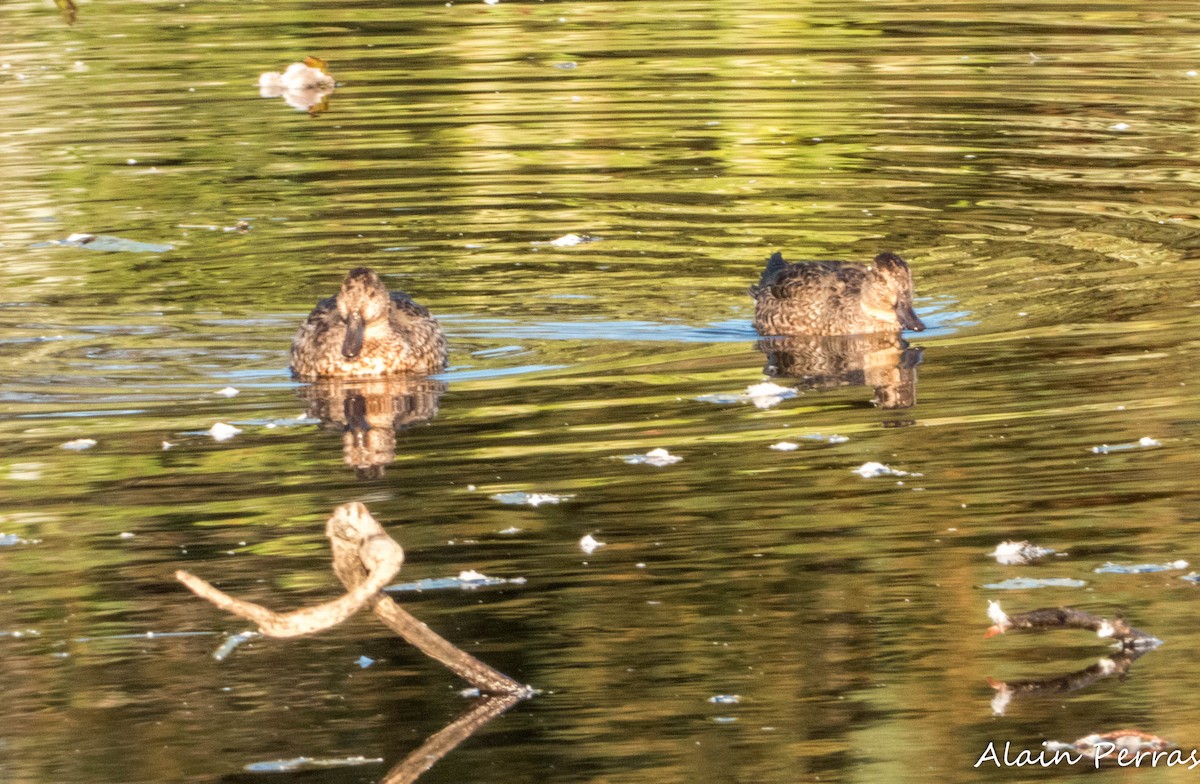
[756,333,924,410]
[297,377,446,478]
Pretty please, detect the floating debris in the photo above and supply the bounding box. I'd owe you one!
[32,233,174,253]
[1044,730,1172,762]
[356,655,375,669]
[984,602,1160,648]
[0,533,39,546]
[244,756,384,773]
[621,448,682,467]
[0,629,41,638]
[208,422,242,441]
[1091,437,1161,454]
[385,570,524,593]
[213,630,261,661]
[852,461,913,478]
[490,491,574,507]
[989,541,1056,565]
[258,56,335,113]
[697,382,797,409]
[118,532,135,539]
[161,441,174,450]
[1095,560,1188,574]
[745,382,798,409]
[542,233,600,247]
[498,526,521,535]
[579,534,606,554]
[708,694,741,705]
[769,442,799,451]
[553,61,578,70]
[61,438,96,451]
[983,576,1087,590]
[214,387,239,398]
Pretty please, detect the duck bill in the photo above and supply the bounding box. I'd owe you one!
[342,313,365,359]
[897,303,926,332]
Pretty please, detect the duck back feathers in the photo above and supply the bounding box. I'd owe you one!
[751,252,925,336]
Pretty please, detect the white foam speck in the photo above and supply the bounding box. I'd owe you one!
[209,422,242,441]
[579,534,606,554]
[744,382,797,409]
[622,448,682,467]
[61,438,97,451]
[853,461,909,478]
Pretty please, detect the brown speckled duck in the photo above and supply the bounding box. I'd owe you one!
[290,268,448,379]
[751,251,926,336]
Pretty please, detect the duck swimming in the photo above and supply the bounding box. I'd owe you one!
[751,251,926,336]
[290,268,448,379]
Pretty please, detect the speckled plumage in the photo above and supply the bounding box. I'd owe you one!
[750,251,926,336]
[290,268,448,379]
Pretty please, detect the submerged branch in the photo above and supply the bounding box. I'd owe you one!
[177,501,528,696]
[985,602,1161,648]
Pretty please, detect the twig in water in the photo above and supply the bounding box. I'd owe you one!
[177,501,529,696]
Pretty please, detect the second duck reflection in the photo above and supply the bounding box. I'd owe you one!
[756,333,923,410]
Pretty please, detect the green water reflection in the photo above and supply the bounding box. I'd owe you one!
[4,1,1200,782]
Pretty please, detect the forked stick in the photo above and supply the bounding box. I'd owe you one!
[177,502,528,696]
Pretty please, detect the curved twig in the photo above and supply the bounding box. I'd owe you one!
[177,502,529,696]
[985,602,1161,649]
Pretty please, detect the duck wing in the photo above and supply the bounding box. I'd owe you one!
[387,291,436,323]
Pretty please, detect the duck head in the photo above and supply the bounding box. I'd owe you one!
[865,252,925,332]
[336,268,391,359]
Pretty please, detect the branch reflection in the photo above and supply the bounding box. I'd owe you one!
[987,647,1153,716]
[380,692,524,784]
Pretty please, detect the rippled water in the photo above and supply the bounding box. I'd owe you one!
[5,1,1200,782]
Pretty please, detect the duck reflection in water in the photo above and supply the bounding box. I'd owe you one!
[751,250,926,409]
[298,378,445,479]
[757,334,923,409]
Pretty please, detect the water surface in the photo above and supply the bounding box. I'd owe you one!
[4,1,1200,782]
